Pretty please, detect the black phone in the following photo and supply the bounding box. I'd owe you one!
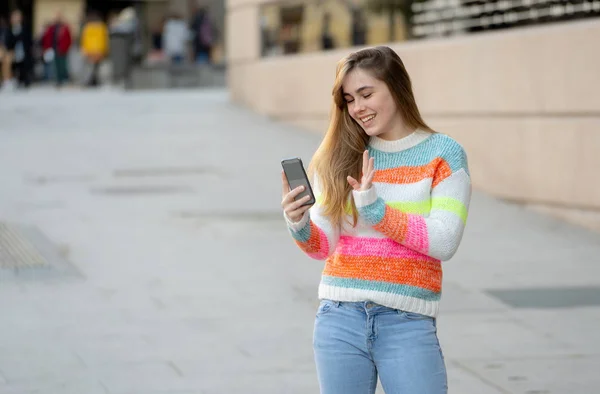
[281,157,316,206]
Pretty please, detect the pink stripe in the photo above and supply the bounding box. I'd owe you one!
[337,236,434,261]
[308,227,330,259]
[403,215,429,255]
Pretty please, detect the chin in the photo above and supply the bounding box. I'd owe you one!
[363,127,382,137]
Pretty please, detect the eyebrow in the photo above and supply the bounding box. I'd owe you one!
[343,86,374,96]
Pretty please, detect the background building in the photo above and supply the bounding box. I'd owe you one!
[227,0,600,233]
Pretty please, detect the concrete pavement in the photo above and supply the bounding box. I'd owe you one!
[1,88,599,394]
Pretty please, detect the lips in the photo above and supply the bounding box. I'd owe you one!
[360,114,376,125]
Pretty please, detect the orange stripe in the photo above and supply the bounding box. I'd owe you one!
[373,206,409,243]
[296,222,322,254]
[323,254,442,292]
[373,157,452,186]
[432,160,452,188]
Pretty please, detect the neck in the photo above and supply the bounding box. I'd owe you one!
[377,118,416,141]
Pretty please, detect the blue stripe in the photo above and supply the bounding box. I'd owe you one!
[322,276,441,301]
[290,222,311,243]
[357,198,386,225]
[369,134,468,175]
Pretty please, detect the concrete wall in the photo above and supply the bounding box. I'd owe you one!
[227,0,600,232]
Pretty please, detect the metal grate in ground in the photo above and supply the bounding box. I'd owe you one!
[0,222,81,281]
[485,286,600,309]
[0,223,47,269]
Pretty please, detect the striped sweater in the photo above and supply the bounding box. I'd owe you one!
[285,130,472,317]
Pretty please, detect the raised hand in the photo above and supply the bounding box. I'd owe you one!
[347,150,375,192]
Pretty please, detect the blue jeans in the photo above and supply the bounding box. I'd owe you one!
[171,54,185,64]
[195,51,209,64]
[313,300,447,394]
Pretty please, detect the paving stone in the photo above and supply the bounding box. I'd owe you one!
[0,89,599,393]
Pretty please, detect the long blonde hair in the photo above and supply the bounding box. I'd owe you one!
[309,46,433,228]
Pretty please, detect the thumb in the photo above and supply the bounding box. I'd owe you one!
[347,176,360,191]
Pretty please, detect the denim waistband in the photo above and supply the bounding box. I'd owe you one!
[322,299,398,314]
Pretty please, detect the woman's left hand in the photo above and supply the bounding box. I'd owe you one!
[347,150,375,192]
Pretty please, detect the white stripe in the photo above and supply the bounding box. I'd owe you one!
[340,220,388,238]
[369,129,432,153]
[432,169,471,206]
[373,178,433,202]
[318,284,440,317]
[426,210,466,261]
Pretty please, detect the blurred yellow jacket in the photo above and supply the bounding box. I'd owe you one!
[80,22,109,59]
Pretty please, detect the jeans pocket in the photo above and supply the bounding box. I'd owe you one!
[316,299,335,316]
[398,310,431,320]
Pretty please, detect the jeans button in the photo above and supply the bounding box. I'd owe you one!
[366,302,373,309]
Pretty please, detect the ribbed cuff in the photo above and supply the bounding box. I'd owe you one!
[352,187,378,208]
[284,210,310,232]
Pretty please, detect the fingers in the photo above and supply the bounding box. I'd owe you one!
[362,150,368,178]
[281,184,306,207]
[286,202,312,223]
[290,195,312,210]
[347,175,360,191]
[297,203,312,214]
[284,194,313,218]
[366,157,375,183]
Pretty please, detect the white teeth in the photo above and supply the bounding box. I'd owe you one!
[361,115,376,123]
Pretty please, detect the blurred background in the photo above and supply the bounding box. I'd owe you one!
[1,1,600,393]
[0,0,226,89]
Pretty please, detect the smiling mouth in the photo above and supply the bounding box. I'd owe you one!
[360,114,376,125]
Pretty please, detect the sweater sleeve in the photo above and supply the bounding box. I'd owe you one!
[353,142,471,261]
[284,176,340,260]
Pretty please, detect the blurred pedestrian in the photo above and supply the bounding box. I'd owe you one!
[281,46,472,394]
[321,12,335,50]
[351,8,367,46]
[80,11,108,87]
[190,6,215,64]
[110,7,143,65]
[162,12,190,65]
[0,17,8,82]
[41,11,72,87]
[151,17,165,52]
[148,17,166,64]
[3,9,33,90]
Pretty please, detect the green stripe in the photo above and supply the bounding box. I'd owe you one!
[431,197,468,224]
[322,276,441,301]
[317,194,353,215]
[319,195,467,224]
[387,198,467,224]
[387,200,430,215]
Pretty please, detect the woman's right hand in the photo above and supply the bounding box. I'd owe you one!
[281,171,313,223]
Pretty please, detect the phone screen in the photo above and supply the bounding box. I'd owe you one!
[282,158,315,206]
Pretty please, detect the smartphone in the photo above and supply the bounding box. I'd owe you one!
[281,157,316,206]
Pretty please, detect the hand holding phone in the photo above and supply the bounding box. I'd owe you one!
[281,158,315,223]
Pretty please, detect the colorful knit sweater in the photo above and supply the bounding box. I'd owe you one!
[285,130,471,317]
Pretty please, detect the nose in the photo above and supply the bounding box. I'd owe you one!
[353,98,366,116]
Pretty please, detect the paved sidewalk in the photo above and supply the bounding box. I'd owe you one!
[1,89,599,394]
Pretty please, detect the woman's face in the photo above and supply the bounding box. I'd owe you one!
[342,68,403,140]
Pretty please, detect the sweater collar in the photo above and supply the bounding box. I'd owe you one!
[368,129,432,153]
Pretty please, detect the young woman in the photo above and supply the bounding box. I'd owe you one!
[281,46,471,394]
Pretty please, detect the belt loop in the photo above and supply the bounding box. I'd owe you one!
[334,301,341,307]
